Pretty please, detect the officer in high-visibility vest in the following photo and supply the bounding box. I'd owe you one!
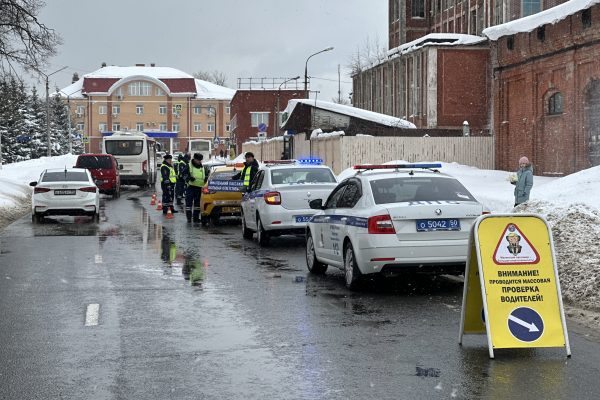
[233,152,259,191]
[183,153,207,223]
[160,154,178,216]
[175,153,189,206]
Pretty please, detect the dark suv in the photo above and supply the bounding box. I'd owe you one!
[75,154,121,197]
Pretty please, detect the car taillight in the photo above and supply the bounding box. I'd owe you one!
[368,214,396,234]
[34,187,51,194]
[482,211,491,215]
[142,160,148,174]
[264,191,281,205]
[79,187,97,193]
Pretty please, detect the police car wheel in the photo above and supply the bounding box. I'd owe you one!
[257,216,270,247]
[344,243,362,291]
[241,213,253,239]
[306,232,327,274]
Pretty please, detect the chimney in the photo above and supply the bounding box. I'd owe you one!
[101,62,107,67]
[135,63,145,67]
[72,72,79,83]
[150,63,156,67]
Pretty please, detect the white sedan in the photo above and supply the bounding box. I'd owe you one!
[241,160,338,246]
[30,168,100,223]
[305,164,486,290]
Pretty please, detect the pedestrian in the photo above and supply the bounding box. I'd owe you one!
[160,154,178,215]
[183,153,207,223]
[233,152,259,191]
[175,153,189,206]
[511,156,533,207]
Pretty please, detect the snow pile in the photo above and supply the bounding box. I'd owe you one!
[387,33,487,58]
[311,130,345,140]
[516,201,600,311]
[483,0,600,40]
[284,100,416,129]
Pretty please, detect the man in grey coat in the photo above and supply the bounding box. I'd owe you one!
[512,156,533,206]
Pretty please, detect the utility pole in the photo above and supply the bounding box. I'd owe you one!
[304,47,334,96]
[338,64,342,103]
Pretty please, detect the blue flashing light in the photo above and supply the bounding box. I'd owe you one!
[297,158,323,165]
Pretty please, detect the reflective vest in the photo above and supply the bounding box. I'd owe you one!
[161,163,177,183]
[242,166,252,187]
[188,162,205,187]
[177,160,186,178]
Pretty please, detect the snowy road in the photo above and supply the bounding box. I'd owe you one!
[1,187,600,399]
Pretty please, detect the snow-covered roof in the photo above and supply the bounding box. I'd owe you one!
[56,79,84,99]
[84,66,193,79]
[283,99,416,129]
[483,0,600,41]
[387,33,487,58]
[195,79,235,100]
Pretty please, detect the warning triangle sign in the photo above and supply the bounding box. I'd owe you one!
[493,223,540,265]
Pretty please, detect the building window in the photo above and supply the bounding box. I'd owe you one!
[207,123,215,132]
[128,81,152,96]
[112,123,120,132]
[207,106,215,116]
[582,8,592,28]
[225,106,231,114]
[136,105,144,115]
[226,124,231,132]
[114,87,123,98]
[112,105,120,115]
[76,122,84,131]
[250,112,269,127]
[495,0,504,25]
[193,106,202,114]
[99,105,107,115]
[99,123,107,133]
[159,123,167,131]
[537,26,545,42]
[172,104,183,115]
[507,36,515,50]
[136,122,144,131]
[548,92,563,115]
[76,105,85,115]
[172,123,180,132]
[411,0,425,18]
[156,87,165,96]
[194,123,202,132]
[522,0,540,17]
[159,105,167,115]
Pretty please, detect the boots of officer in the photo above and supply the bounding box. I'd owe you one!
[186,211,192,223]
[192,210,200,223]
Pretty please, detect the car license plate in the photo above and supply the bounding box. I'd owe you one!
[222,206,240,213]
[416,219,461,232]
[295,215,312,223]
[54,189,76,195]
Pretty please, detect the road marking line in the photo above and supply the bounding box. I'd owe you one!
[85,304,100,326]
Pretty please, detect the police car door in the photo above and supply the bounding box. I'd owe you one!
[317,183,347,264]
[329,179,363,264]
[244,170,265,230]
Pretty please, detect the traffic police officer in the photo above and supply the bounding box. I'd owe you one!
[183,153,206,223]
[233,152,259,191]
[160,154,178,215]
[175,153,189,206]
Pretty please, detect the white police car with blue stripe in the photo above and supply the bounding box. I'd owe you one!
[240,159,337,246]
[305,163,487,290]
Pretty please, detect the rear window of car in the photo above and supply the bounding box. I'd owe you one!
[270,168,336,185]
[42,171,89,182]
[77,156,112,169]
[369,176,476,204]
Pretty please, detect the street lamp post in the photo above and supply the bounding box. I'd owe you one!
[59,88,82,155]
[37,66,68,157]
[304,47,334,95]
[277,76,300,135]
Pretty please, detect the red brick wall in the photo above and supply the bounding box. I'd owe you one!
[492,6,600,175]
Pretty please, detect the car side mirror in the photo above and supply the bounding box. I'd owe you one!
[119,164,124,170]
[309,199,323,210]
[29,181,37,187]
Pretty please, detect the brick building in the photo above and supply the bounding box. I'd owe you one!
[230,78,308,150]
[57,64,235,155]
[484,0,600,175]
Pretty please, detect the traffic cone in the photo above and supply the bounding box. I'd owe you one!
[166,208,174,219]
[150,194,156,206]
[156,200,163,211]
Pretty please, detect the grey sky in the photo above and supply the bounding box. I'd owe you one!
[31,0,387,101]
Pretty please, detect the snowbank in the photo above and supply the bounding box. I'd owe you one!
[311,129,345,140]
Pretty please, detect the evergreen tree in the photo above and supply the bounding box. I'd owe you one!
[27,87,48,158]
[0,77,28,163]
[49,92,70,156]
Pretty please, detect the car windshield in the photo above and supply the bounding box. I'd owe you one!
[105,140,143,155]
[370,176,476,204]
[42,171,89,182]
[270,168,336,185]
[77,156,112,169]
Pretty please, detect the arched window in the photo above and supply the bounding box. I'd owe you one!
[548,92,563,115]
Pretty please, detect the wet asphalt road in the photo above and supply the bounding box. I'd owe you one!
[1,188,600,400]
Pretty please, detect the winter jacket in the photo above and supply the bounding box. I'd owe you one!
[513,165,533,205]
[233,159,259,186]
[182,159,207,185]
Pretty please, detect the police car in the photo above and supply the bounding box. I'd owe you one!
[305,164,486,290]
[240,159,337,246]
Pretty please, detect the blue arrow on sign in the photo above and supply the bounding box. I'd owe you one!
[508,307,544,342]
[258,123,267,132]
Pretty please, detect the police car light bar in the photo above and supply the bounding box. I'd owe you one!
[297,158,323,165]
[353,163,442,170]
[263,160,296,165]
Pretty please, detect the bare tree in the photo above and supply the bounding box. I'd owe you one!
[346,35,387,76]
[0,0,61,75]
[193,70,228,86]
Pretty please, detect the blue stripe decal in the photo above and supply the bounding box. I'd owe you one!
[310,215,368,228]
